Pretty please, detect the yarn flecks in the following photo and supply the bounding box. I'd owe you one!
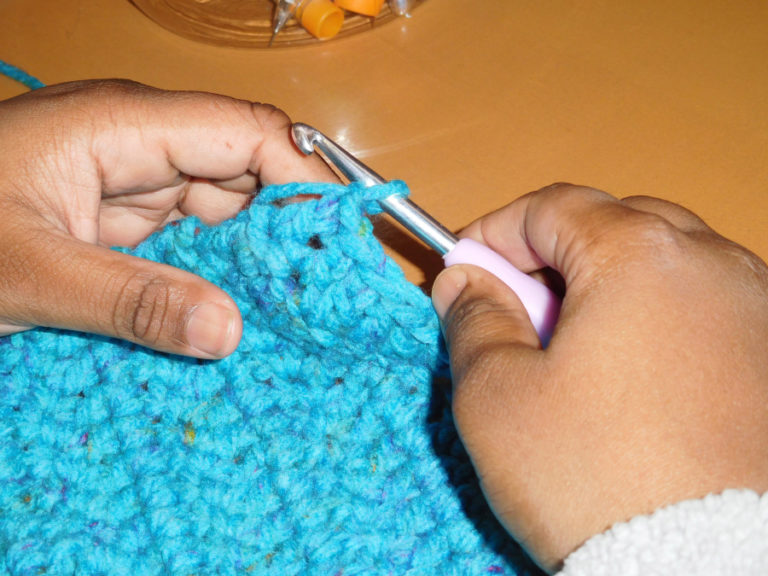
[0,180,538,575]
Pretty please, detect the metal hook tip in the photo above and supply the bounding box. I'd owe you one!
[291,123,319,156]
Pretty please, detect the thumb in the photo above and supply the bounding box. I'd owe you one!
[432,264,541,434]
[432,264,541,414]
[431,263,545,547]
[1,232,242,358]
[432,264,541,383]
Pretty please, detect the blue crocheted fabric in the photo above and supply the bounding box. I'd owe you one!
[0,181,539,575]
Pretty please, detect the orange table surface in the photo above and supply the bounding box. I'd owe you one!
[1,0,766,286]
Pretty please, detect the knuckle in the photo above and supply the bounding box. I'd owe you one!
[83,78,147,97]
[249,102,291,134]
[37,79,144,100]
[41,80,153,137]
[624,214,690,265]
[613,212,681,252]
[738,248,768,279]
[715,239,768,290]
[581,211,686,274]
[540,182,607,202]
[111,271,184,346]
[540,182,578,194]
[54,79,150,110]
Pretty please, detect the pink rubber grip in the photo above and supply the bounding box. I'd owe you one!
[443,238,560,347]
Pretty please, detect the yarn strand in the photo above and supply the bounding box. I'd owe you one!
[0,59,45,90]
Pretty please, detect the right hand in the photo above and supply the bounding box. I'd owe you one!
[431,184,768,572]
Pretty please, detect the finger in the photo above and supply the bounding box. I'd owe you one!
[456,183,692,288]
[459,211,549,274]
[14,80,338,221]
[177,180,254,224]
[431,264,544,520]
[1,229,242,358]
[458,184,615,273]
[206,173,259,194]
[85,83,339,193]
[98,179,255,248]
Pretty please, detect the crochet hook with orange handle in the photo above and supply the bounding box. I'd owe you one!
[291,123,561,346]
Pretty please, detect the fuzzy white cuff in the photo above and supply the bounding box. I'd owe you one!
[557,489,768,576]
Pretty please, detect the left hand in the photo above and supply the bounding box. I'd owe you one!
[0,79,337,357]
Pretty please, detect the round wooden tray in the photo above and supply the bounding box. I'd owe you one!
[130,0,424,48]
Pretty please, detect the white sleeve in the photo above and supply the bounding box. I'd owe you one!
[556,489,768,576]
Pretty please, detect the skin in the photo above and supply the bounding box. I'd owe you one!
[0,79,338,357]
[3,82,766,572]
[431,184,768,572]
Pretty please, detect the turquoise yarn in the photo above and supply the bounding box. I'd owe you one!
[0,60,44,90]
[0,180,539,574]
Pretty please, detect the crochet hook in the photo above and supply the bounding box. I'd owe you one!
[290,123,561,346]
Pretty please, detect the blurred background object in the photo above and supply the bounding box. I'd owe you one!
[130,0,424,47]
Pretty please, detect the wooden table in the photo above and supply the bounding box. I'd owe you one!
[2,0,766,286]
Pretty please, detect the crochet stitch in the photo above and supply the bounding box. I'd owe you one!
[0,181,539,575]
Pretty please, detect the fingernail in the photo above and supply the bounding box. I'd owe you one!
[186,303,235,357]
[432,266,468,319]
